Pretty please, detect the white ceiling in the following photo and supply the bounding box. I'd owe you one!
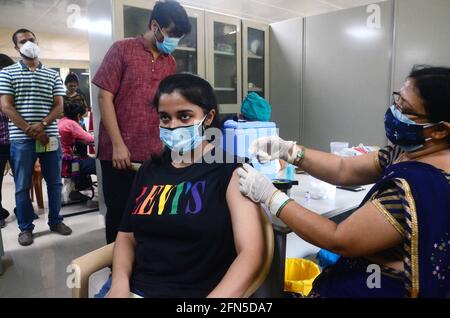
[0,0,91,36]
[0,0,386,60]
[0,0,387,32]
[180,0,387,23]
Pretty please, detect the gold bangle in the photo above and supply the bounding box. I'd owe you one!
[267,190,280,210]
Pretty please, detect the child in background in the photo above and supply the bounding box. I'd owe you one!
[58,103,96,201]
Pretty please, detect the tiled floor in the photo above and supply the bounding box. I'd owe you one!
[0,173,110,298]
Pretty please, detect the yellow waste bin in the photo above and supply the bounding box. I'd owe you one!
[284,258,321,296]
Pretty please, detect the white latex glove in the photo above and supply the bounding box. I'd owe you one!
[237,163,291,216]
[249,136,297,164]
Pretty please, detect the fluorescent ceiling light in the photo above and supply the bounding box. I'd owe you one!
[72,18,111,35]
[346,27,380,40]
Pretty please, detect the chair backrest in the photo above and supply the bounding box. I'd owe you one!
[71,243,115,298]
[242,208,275,298]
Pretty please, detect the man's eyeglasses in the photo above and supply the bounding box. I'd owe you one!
[392,92,428,119]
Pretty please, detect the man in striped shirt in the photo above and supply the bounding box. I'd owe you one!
[0,29,72,246]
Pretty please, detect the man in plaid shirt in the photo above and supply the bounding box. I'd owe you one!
[92,1,191,244]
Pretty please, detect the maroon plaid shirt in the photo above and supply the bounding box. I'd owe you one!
[0,112,9,145]
[92,36,176,162]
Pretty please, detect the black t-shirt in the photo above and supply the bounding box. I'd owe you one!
[119,148,245,297]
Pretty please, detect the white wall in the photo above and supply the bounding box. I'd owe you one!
[270,0,450,151]
[302,1,394,151]
[392,0,450,90]
[0,27,89,62]
[269,18,303,142]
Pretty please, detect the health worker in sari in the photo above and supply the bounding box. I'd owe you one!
[238,65,450,298]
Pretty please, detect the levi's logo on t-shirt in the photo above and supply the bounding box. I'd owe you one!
[132,181,206,216]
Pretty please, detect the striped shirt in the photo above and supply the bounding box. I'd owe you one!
[0,61,65,141]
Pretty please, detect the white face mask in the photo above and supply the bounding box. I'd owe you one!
[19,41,40,59]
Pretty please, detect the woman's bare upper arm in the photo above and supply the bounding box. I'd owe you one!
[333,201,403,257]
[340,151,383,186]
[225,170,265,254]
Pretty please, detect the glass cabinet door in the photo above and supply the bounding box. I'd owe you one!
[123,4,152,38]
[243,21,269,101]
[172,8,205,76]
[172,16,198,74]
[206,14,242,113]
[114,0,156,39]
[114,1,205,76]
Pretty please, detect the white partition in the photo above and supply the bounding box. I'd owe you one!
[392,0,450,90]
[302,1,394,151]
[87,0,115,218]
[270,0,450,152]
[269,18,303,142]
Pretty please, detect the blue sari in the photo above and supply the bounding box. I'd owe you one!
[310,161,450,298]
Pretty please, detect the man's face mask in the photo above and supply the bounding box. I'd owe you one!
[160,116,207,154]
[384,105,441,152]
[19,41,40,59]
[155,25,181,54]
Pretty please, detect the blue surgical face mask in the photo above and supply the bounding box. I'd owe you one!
[384,105,438,152]
[155,27,181,54]
[160,116,207,154]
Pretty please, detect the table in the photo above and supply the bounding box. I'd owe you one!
[254,173,373,297]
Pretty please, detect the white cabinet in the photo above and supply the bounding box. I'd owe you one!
[112,1,270,114]
[113,0,205,77]
[113,0,156,40]
[242,21,270,101]
[172,7,205,77]
[205,13,242,114]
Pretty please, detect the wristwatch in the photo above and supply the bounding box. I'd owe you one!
[41,120,48,127]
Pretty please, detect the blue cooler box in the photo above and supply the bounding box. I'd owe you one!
[222,120,278,179]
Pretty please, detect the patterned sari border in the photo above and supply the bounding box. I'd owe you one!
[372,199,408,238]
[397,178,419,298]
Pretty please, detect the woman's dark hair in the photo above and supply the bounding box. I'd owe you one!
[0,54,14,69]
[149,1,191,38]
[65,72,79,85]
[151,73,220,165]
[64,102,86,121]
[153,73,220,128]
[408,65,450,125]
